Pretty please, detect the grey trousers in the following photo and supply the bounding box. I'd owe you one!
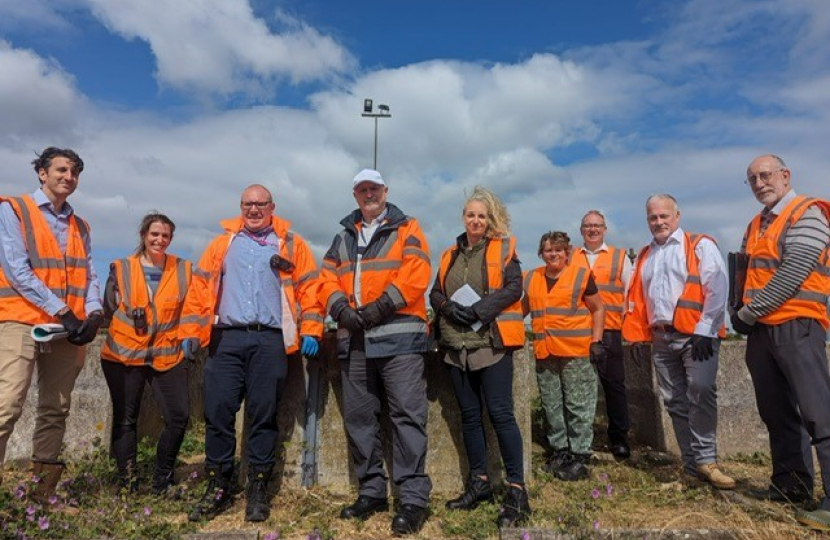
[746,317,830,510]
[651,329,720,473]
[340,349,432,507]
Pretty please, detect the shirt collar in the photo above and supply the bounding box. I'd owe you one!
[766,189,797,216]
[362,207,388,227]
[32,188,73,218]
[580,242,608,254]
[651,227,684,248]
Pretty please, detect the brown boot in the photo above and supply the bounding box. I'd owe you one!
[30,461,65,504]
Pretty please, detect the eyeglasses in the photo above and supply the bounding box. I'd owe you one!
[581,224,605,229]
[745,168,784,186]
[241,201,272,209]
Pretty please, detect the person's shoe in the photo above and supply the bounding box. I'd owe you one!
[748,485,812,504]
[542,449,571,475]
[498,484,531,528]
[555,453,590,482]
[696,463,736,490]
[796,508,830,531]
[245,466,272,522]
[446,474,494,510]
[610,440,631,460]
[391,504,427,535]
[30,462,65,504]
[188,467,234,522]
[151,469,175,497]
[340,495,389,520]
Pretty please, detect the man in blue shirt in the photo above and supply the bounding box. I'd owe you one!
[0,147,103,501]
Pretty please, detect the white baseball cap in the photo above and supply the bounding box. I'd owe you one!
[352,169,385,188]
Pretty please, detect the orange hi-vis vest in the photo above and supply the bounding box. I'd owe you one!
[742,195,830,329]
[179,215,323,354]
[101,255,192,371]
[523,264,592,359]
[622,232,726,342]
[574,246,626,331]
[436,235,525,347]
[0,195,90,324]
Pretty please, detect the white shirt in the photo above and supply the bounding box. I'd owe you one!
[578,242,633,297]
[354,206,389,306]
[640,227,727,337]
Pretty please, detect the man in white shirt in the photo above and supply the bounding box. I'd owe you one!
[622,194,735,489]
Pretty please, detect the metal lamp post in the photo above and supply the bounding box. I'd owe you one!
[361,98,391,170]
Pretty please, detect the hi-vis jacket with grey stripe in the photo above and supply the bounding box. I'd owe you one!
[622,232,726,342]
[178,215,323,354]
[319,203,431,359]
[0,195,91,325]
[102,255,192,371]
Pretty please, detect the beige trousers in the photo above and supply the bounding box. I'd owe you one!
[0,322,85,464]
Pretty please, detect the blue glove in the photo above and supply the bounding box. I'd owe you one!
[182,338,201,361]
[301,336,320,357]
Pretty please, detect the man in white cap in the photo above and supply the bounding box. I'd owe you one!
[319,169,433,535]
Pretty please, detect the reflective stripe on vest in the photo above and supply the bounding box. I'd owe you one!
[524,265,592,358]
[574,247,625,330]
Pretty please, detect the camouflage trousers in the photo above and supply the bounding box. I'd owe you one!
[535,356,598,455]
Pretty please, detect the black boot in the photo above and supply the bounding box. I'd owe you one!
[542,449,571,475]
[151,468,178,497]
[498,484,531,528]
[446,473,494,510]
[245,465,272,522]
[555,453,590,481]
[188,466,234,522]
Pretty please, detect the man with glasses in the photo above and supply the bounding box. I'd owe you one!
[573,210,632,459]
[731,155,830,531]
[319,169,432,535]
[182,184,323,522]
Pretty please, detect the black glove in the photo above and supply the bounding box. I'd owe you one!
[690,335,715,362]
[454,304,478,327]
[358,294,396,329]
[730,311,754,335]
[68,311,103,346]
[629,342,650,367]
[330,298,364,332]
[589,341,607,366]
[59,309,83,335]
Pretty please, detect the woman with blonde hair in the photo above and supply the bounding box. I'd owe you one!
[429,186,530,527]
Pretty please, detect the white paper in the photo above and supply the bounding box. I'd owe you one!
[449,284,483,332]
[31,323,69,343]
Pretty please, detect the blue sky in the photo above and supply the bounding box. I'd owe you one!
[1,0,828,279]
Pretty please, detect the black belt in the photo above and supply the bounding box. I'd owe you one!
[220,324,282,333]
[651,324,677,333]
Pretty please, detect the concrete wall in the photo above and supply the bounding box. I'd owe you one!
[9,334,825,494]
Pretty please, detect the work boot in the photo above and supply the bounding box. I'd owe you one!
[498,484,531,528]
[151,468,177,497]
[245,465,272,522]
[542,448,571,475]
[555,453,590,481]
[391,504,427,535]
[696,463,736,490]
[188,466,234,521]
[30,461,65,504]
[446,473,494,510]
[340,495,389,519]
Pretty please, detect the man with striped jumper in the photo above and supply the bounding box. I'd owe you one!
[732,154,830,531]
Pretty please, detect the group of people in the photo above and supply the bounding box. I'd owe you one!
[0,147,828,534]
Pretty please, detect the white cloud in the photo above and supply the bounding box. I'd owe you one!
[82,0,355,97]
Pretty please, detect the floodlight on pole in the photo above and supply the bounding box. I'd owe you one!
[361,98,392,170]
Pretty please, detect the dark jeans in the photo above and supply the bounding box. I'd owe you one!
[203,327,288,469]
[447,351,524,484]
[100,359,190,477]
[746,318,830,509]
[597,330,630,445]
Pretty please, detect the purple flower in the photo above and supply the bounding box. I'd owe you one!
[591,488,600,499]
[190,471,199,480]
[606,484,614,496]
[14,485,25,499]
[593,520,600,530]
[263,533,280,540]
[599,473,609,481]
[48,495,58,505]
[214,488,225,501]
[25,506,36,516]
[144,506,152,516]
[38,516,50,530]
[307,529,321,540]
[520,531,531,540]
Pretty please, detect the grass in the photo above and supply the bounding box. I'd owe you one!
[0,422,821,540]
